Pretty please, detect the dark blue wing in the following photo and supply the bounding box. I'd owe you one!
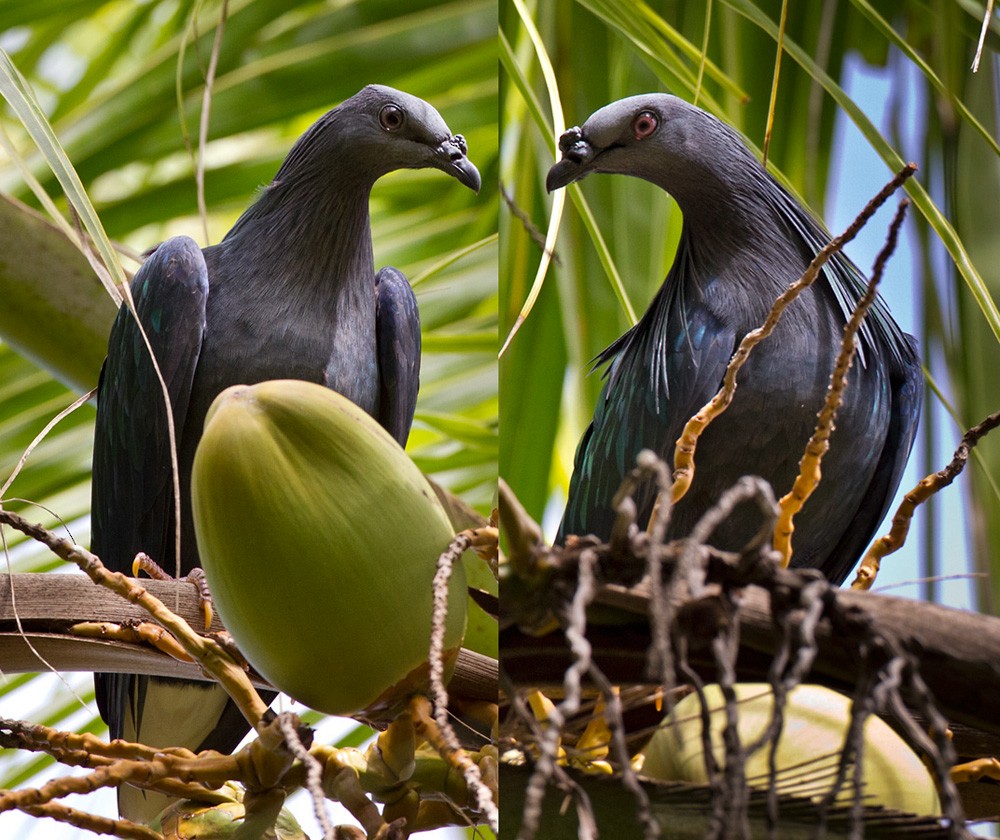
[558,249,737,543]
[374,266,420,446]
[92,236,208,738]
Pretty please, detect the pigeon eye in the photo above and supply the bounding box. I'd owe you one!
[633,110,658,140]
[379,104,404,132]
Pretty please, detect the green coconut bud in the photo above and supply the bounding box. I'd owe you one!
[152,784,307,839]
[192,379,467,717]
[640,683,939,815]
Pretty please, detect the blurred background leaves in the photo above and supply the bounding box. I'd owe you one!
[0,0,496,835]
[500,0,1000,614]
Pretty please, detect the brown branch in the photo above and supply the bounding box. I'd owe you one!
[0,518,499,836]
[1,717,195,765]
[502,565,1000,740]
[0,756,166,814]
[3,705,495,834]
[499,456,997,834]
[500,451,1000,742]
[0,716,241,810]
[0,574,497,732]
[21,800,160,840]
[71,620,195,662]
[0,513,500,738]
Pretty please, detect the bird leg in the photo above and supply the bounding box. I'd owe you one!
[132,552,214,629]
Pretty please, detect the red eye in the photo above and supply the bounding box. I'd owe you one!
[633,110,658,140]
[379,104,404,131]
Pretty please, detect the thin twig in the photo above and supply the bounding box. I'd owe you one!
[712,630,750,840]
[853,407,1000,589]
[196,0,229,245]
[886,662,971,838]
[518,548,599,840]
[429,533,468,729]
[501,183,559,264]
[637,451,674,689]
[971,0,995,72]
[774,198,909,565]
[586,664,659,840]
[429,533,499,832]
[20,800,160,840]
[278,713,334,840]
[499,672,599,840]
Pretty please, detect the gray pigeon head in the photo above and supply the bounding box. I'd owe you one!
[280,84,481,192]
[546,94,758,206]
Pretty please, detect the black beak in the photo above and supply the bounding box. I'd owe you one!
[546,126,595,192]
[437,134,481,193]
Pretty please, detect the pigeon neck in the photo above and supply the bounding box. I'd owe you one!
[675,192,807,327]
[214,174,380,413]
[226,175,377,295]
[674,196,766,269]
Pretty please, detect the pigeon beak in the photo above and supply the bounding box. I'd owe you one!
[546,158,587,192]
[452,155,481,192]
[546,126,596,192]
[436,135,481,193]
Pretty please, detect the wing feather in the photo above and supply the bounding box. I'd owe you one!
[374,266,421,446]
[91,236,208,738]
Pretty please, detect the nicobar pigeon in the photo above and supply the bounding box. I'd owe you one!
[92,84,480,823]
[548,94,921,585]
